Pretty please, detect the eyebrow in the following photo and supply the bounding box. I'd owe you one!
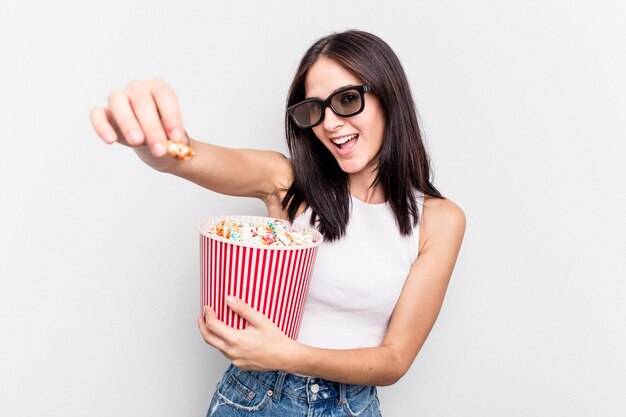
[305,85,359,100]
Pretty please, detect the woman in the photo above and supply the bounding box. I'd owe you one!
[90,30,465,417]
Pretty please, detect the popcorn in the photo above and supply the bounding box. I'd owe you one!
[209,219,315,246]
[167,140,195,160]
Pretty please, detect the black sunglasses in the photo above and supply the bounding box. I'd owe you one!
[287,85,373,129]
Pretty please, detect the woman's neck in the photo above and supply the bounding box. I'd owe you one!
[348,170,385,204]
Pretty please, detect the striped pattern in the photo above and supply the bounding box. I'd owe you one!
[198,216,321,340]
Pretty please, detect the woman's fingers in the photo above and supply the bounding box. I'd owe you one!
[108,90,145,146]
[198,306,238,354]
[126,79,186,143]
[150,83,186,142]
[128,90,168,156]
[197,315,228,353]
[225,296,265,328]
[89,106,118,144]
[202,306,238,342]
[93,79,187,159]
[102,107,129,146]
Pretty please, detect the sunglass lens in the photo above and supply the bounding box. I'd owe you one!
[331,89,362,116]
[293,101,322,128]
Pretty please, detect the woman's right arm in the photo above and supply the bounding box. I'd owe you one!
[89,79,292,205]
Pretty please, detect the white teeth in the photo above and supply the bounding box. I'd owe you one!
[331,134,357,145]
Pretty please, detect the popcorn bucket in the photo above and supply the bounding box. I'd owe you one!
[198,215,322,339]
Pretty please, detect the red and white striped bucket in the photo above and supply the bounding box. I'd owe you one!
[198,215,322,340]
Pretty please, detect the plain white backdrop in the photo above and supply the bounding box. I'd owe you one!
[1,1,625,416]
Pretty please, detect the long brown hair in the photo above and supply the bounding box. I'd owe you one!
[282,30,443,241]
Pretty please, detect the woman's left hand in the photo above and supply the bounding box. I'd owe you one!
[197,296,297,371]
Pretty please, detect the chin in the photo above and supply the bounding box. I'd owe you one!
[337,160,366,174]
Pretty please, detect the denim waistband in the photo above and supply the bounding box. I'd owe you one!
[223,364,374,404]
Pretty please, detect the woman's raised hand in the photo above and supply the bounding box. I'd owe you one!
[90,79,189,171]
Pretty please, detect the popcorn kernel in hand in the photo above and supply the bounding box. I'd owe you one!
[167,140,195,161]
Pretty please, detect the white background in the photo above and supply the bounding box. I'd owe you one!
[1,1,625,416]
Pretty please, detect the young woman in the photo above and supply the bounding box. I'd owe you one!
[90,30,465,417]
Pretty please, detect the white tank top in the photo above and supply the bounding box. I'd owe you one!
[293,193,423,349]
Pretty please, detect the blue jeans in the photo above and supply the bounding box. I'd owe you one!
[206,364,382,417]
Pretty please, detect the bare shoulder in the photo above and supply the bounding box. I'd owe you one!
[419,196,466,254]
[422,196,466,227]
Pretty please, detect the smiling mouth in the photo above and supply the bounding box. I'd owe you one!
[331,134,358,149]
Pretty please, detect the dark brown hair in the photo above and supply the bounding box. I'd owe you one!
[282,30,443,241]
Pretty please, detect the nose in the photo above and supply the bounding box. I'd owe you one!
[321,106,344,131]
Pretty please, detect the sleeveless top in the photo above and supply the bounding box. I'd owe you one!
[292,193,424,349]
